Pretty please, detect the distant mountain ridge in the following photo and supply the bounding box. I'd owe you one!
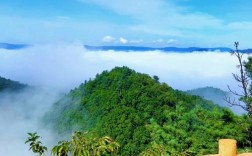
[84,45,252,53]
[1,42,252,52]
[0,43,28,50]
[187,87,229,105]
[186,86,245,115]
[0,76,27,92]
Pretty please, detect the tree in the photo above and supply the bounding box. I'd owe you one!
[153,75,159,83]
[145,103,251,155]
[51,131,120,156]
[139,142,167,156]
[25,132,47,156]
[26,131,119,156]
[224,42,252,116]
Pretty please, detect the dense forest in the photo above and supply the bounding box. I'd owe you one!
[44,66,252,155]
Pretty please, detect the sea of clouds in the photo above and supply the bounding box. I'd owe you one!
[0,42,244,91]
[0,42,247,156]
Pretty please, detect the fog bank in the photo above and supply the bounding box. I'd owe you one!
[0,88,62,156]
[0,43,244,91]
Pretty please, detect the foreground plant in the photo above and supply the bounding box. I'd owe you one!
[139,142,167,156]
[25,132,47,156]
[26,131,119,156]
[51,131,120,156]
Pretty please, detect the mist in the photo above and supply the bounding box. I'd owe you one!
[0,43,247,155]
[0,87,62,156]
[0,43,244,91]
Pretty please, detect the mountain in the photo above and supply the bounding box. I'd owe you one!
[0,43,28,50]
[84,45,235,52]
[187,87,228,107]
[187,87,246,115]
[0,76,27,92]
[84,45,252,53]
[0,42,251,53]
[44,67,251,155]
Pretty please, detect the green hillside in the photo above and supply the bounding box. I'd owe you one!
[44,67,251,155]
[0,76,27,92]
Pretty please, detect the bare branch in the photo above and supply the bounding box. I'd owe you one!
[223,95,247,111]
[227,85,243,97]
[227,42,251,115]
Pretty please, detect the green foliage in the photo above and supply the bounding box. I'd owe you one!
[25,132,47,156]
[44,66,252,155]
[25,131,119,156]
[51,131,119,156]
[146,104,251,155]
[244,57,252,79]
[244,57,252,105]
[139,142,167,156]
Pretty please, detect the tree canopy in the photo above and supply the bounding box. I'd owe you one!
[44,66,252,155]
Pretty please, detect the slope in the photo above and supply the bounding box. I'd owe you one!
[44,67,251,155]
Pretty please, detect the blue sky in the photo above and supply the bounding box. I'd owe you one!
[1,0,252,47]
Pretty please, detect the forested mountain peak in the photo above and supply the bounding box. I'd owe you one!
[44,66,251,155]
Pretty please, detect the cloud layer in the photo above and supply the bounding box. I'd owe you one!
[79,0,252,47]
[0,43,243,91]
[0,88,61,156]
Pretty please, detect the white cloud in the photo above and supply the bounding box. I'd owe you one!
[152,39,177,45]
[0,43,244,91]
[102,35,115,42]
[79,0,166,18]
[0,15,122,44]
[78,0,252,47]
[79,0,223,32]
[153,39,164,43]
[0,1,251,47]
[119,37,128,44]
[102,36,142,44]
[167,39,177,44]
